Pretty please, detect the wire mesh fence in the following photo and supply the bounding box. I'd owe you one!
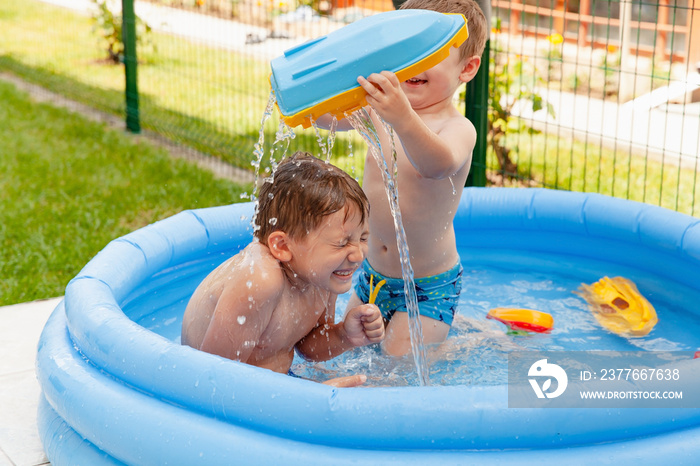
[486,0,700,215]
[1,0,698,215]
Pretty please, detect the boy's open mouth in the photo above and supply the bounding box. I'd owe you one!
[333,269,354,278]
[405,77,427,85]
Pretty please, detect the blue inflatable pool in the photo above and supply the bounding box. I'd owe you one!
[36,188,700,464]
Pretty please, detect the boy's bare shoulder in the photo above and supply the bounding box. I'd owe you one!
[444,110,476,133]
[216,243,287,304]
[439,112,477,150]
[243,242,287,290]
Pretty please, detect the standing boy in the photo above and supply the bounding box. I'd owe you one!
[346,0,488,355]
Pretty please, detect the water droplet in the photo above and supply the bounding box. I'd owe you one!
[237,315,247,325]
[269,217,277,225]
[246,280,253,288]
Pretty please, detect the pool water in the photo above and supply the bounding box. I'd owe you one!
[128,239,700,388]
[288,259,700,387]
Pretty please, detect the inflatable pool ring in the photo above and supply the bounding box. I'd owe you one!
[575,276,658,337]
[487,308,554,334]
[36,188,700,464]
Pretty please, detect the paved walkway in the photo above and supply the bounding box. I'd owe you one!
[518,85,700,166]
[41,0,343,60]
[0,298,60,466]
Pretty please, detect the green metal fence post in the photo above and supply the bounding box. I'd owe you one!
[464,39,489,187]
[122,0,140,133]
[464,0,490,187]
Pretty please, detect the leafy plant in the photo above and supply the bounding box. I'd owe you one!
[90,0,154,64]
[488,19,556,177]
[598,44,621,93]
[543,33,564,79]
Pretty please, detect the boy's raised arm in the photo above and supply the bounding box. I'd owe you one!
[358,70,476,179]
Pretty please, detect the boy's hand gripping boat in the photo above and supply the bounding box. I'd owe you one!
[270,9,469,128]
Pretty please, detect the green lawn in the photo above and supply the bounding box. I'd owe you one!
[0,79,250,306]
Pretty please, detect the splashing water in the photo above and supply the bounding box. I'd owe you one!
[311,116,338,163]
[249,91,278,235]
[250,92,296,233]
[249,95,430,385]
[270,118,296,169]
[251,91,278,192]
[347,108,431,387]
[346,137,357,179]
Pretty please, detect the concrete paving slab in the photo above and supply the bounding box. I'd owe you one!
[0,298,60,466]
[0,449,14,466]
[0,298,60,376]
[0,372,50,466]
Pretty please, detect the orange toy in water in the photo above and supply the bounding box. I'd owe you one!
[487,308,554,334]
[575,276,658,337]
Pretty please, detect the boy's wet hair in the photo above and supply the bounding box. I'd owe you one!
[400,0,488,61]
[255,151,369,242]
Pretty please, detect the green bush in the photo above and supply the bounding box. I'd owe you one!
[91,0,155,64]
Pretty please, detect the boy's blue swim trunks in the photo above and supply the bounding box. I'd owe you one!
[354,259,463,326]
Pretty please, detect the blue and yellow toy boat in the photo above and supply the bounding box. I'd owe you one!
[270,10,469,128]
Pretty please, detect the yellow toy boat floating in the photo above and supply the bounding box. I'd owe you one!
[269,10,469,128]
[487,308,554,334]
[575,276,658,337]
